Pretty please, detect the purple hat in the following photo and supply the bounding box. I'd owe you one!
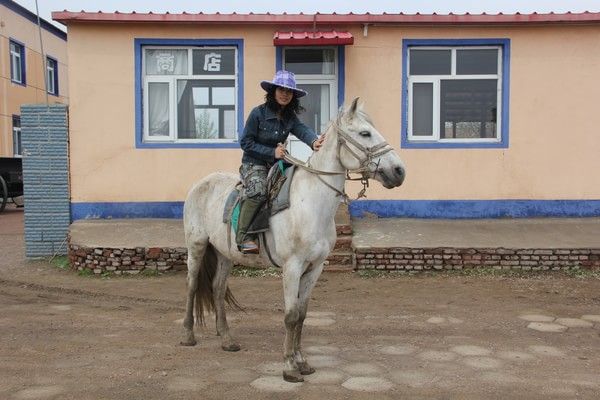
[260,70,307,98]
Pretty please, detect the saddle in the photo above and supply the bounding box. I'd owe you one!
[223,161,296,235]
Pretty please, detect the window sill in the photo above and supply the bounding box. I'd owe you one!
[11,80,26,87]
[136,141,240,149]
[401,139,507,149]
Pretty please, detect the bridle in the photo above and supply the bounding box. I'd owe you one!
[282,117,394,200]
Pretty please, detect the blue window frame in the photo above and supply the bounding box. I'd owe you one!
[402,39,510,149]
[9,39,26,85]
[46,56,59,96]
[134,38,244,149]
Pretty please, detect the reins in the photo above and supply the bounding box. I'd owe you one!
[282,118,394,200]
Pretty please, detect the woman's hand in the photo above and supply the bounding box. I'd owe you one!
[275,143,286,159]
[312,134,325,151]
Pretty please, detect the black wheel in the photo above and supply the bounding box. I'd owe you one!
[0,175,7,213]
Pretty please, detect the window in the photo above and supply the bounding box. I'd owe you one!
[12,116,22,157]
[402,39,510,148]
[9,40,26,85]
[46,56,59,95]
[140,42,241,145]
[281,47,338,161]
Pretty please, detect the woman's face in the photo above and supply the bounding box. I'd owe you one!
[275,87,294,107]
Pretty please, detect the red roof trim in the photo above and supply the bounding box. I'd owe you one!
[51,11,600,25]
[274,31,354,46]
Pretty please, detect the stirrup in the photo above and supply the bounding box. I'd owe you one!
[239,241,259,254]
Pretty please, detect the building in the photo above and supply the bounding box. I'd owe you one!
[51,11,600,220]
[0,0,68,157]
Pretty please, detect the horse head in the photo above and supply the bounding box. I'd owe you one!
[335,98,406,189]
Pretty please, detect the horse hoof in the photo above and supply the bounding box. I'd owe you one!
[283,370,304,383]
[297,362,316,375]
[221,343,241,352]
[179,339,196,347]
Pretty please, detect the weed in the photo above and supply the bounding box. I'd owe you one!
[231,266,281,277]
[50,256,70,270]
[141,268,160,277]
[356,267,600,280]
[77,268,94,277]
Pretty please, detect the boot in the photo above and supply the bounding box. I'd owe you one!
[236,197,263,253]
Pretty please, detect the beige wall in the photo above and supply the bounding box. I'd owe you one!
[0,5,68,156]
[66,22,600,202]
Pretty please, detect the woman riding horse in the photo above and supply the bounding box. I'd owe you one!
[237,70,325,253]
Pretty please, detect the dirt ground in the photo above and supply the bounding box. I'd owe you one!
[1,206,600,399]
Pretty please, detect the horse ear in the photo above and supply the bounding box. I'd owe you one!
[349,97,360,116]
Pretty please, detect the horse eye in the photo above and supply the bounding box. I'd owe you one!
[359,131,371,137]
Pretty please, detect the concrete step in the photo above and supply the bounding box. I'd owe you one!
[326,250,353,266]
[324,262,355,272]
[333,235,353,251]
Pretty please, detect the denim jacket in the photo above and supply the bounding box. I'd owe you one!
[240,104,318,166]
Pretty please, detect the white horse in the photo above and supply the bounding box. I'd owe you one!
[181,98,406,382]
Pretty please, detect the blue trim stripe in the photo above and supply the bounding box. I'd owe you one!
[276,47,283,70]
[71,202,184,220]
[72,200,600,220]
[349,200,600,219]
[401,38,511,149]
[338,45,345,107]
[134,38,244,149]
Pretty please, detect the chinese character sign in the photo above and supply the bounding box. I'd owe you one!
[203,53,222,72]
[193,49,235,75]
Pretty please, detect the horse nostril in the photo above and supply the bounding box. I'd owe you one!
[394,166,405,178]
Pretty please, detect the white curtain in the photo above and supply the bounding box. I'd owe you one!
[322,49,335,74]
[148,83,169,136]
[145,49,187,75]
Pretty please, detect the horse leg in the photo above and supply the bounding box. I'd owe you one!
[294,262,325,375]
[180,238,207,346]
[213,253,240,352]
[282,261,304,383]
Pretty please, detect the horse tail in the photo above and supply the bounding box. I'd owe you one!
[194,244,243,326]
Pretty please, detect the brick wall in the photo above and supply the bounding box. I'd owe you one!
[355,247,600,271]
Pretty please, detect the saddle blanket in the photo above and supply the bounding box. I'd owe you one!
[223,163,296,233]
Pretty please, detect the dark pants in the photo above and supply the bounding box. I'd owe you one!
[236,163,268,245]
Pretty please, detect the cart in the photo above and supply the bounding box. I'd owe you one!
[0,157,24,212]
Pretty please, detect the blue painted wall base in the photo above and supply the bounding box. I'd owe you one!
[71,200,600,221]
[349,200,600,219]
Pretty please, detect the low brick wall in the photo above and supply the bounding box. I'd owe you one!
[69,245,187,274]
[355,247,600,271]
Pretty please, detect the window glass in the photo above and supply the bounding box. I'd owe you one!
[142,45,239,143]
[406,44,503,144]
[46,58,57,94]
[177,79,235,139]
[148,82,170,136]
[12,116,22,156]
[412,83,434,136]
[456,49,498,75]
[440,79,497,139]
[192,49,235,75]
[10,41,23,83]
[284,48,335,75]
[296,84,330,133]
[145,49,187,75]
[410,50,451,75]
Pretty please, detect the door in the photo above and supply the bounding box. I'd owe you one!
[283,47,338,162]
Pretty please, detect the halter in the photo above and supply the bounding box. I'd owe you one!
[282,116,394,200]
